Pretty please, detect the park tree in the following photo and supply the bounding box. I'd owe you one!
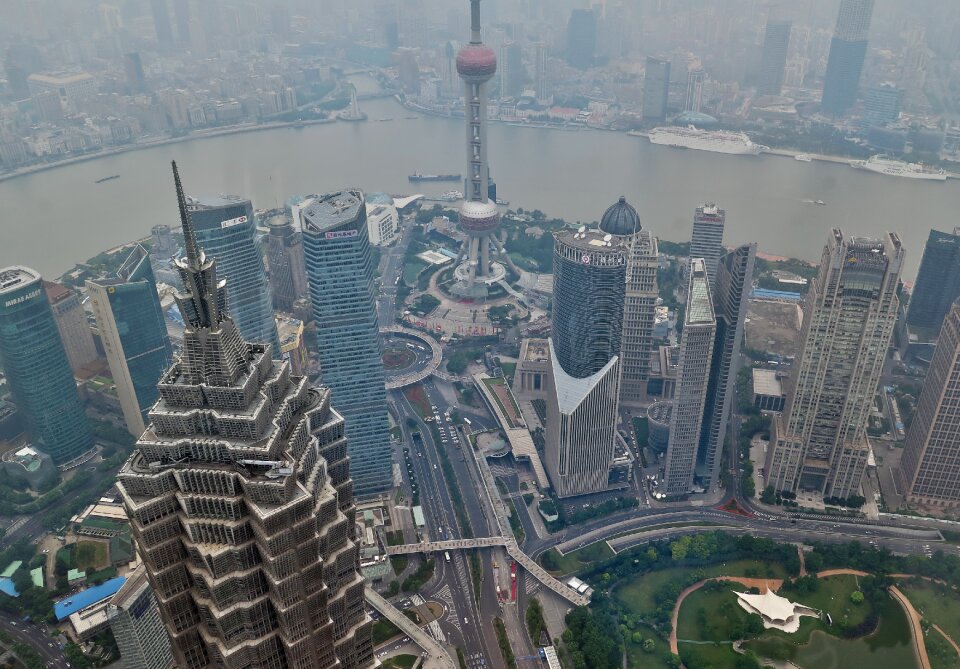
[850,590,865,604]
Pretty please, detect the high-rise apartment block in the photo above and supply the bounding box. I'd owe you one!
[0,267,94,464]
[535,42,549,103]
[43,281,98,375]
[766,231,903,499]
[301,191,392,498]
[698,245,755,489]
[118,164,373,669]
[898,301,960,508]
[545,217,628,497]
[690,204,726,289]
[107,567,174,669]
[862,83,902,129]
[664,259,716,496]
[822,0,874,115]
[601,197,659,407]
[266,217,309,313]
[758,20,791,96]
[87,245,172,438]
[907,228,960,337]
[643,57,671,122]
[186,194,280,356]
[565,9,596,69]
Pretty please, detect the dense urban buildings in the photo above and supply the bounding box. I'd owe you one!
[301,191,392,498]
[664,259,716,496]
[643,57,671,123]
[822,0,875,115]
[545,221,627,498]
[758,20,792,96]
[898,300,960,508]
[106,568,174,669]
[0,267,94,464]
[118,164,373,669]
[690,204,726,288]
[86,245,172,438]
[766,230,903,499]
[697,245,756,490]
[266,216,309,313]
[907,228,960,336]
[186,194,281,356]
[604,197,659,407]
[43,280,98,375]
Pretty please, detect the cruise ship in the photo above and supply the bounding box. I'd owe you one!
[643,126,768,155]
[850,155,947,181]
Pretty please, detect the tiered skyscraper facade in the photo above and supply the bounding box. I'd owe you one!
[664,259,716,496]
[301,191,392,498]
[766,230,903,499]
[118,164,372,669]
[87,245,172,438]
[0,267,94,464]
[187,194,281,356]
[898,301,960,508]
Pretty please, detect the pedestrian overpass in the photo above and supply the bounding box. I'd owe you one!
[385,537,590,607]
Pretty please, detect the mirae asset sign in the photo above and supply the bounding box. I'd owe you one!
[4,289,41,308]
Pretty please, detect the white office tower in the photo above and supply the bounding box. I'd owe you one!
[663,260,717,496]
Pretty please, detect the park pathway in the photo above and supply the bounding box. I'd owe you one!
[890,585,932,669]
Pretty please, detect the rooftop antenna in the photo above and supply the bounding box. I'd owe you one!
[172,160,201,270]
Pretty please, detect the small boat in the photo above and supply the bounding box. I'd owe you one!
[795,154,813,162]
[409,173,462,182]
[439,190,463,201]
[815,200,826,206]
[95,175,120,184]
[495,199,509,206]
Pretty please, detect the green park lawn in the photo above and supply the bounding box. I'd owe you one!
[616,559,789,619]
[779,575,871,632]
[541,542,614,576]
[624,621,677,669]
[899,578,960,647]
[381,654,418,669]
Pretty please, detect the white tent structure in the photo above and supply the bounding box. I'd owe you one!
[734,590,820,633]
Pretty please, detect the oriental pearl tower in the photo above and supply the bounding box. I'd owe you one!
[453,0,514,298]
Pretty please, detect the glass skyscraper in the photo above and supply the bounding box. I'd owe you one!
[301,191,392,497]
[907,228,960,337]
[0,266,93,463]
[87,245,172,438]
[822,0,874,115]
[186,195,280,356]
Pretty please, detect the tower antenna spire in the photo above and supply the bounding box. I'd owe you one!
[172,160,200,269]
[470,0,482,44]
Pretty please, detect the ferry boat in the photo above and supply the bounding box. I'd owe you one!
[409,172,462,182]
[645,126,768,155]
[795,154,813,162]
[438,190,463,201]
[850,155,947,181]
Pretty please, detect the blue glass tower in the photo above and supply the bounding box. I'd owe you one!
[821,0,874,116]
[87,245,173,437]
[301,191,392,497]
[0,266,94,463]
[186,195,281,356]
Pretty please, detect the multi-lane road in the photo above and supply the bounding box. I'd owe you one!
[0,612,70,667]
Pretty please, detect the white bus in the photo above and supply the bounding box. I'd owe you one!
[444,551,451,562]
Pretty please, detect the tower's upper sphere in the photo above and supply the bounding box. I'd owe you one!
[459,200,500,236]
[457,44,497,83]
[600,196,642,237]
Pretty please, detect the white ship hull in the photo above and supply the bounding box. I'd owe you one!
[646,127,766,156]
[850,157,947,181]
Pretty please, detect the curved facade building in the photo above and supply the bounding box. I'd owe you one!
[551,227,628,379]
[546,222,628,497]
[187,195,281,356]
[0,266,93,464]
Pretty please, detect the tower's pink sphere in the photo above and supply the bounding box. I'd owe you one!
[457,44,497,82]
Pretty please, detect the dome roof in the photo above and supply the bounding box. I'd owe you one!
[600,196,641,236]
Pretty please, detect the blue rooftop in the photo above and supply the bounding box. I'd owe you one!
[0,578,19,598]
[54,577,126,621]
[752,288,803,302]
